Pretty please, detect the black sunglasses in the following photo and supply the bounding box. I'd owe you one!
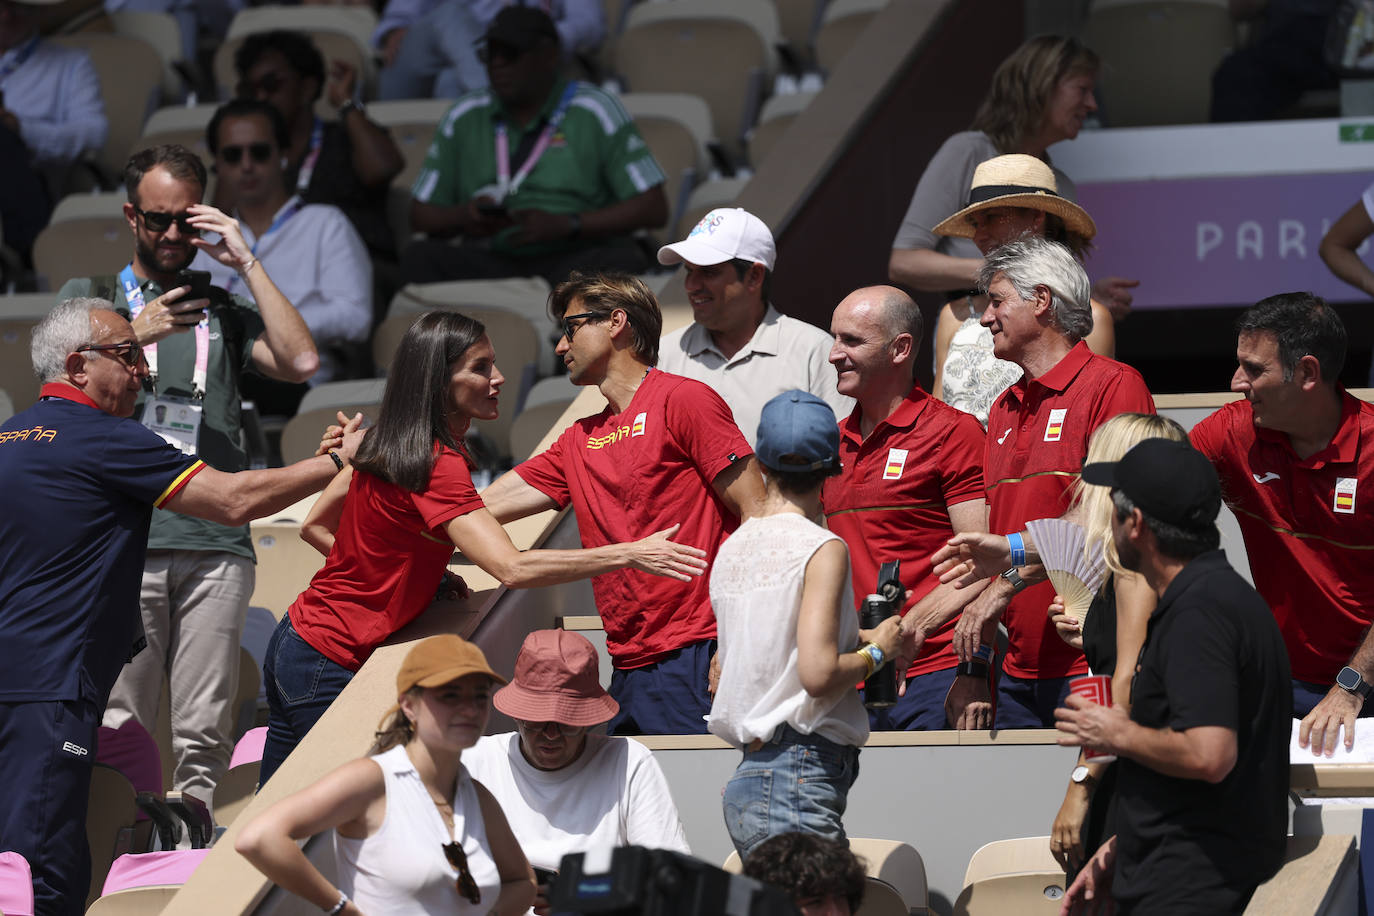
[77,342,144,368]
[136,208,199,235]
[441,841,482,905]
[476,41,531,65]
[561,312,603,342]
[220,142,274,166]
[237,72,285,97]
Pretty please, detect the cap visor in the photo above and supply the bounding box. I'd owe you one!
[1079,461,1118,487]
[657,237,733,267]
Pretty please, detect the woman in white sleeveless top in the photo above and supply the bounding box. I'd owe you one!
[708,390,909,859]
[237,635,535,916]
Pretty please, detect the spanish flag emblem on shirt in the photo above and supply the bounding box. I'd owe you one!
[883,448,908,480]
[1044,408,1067,443]
[1335,477,1357,514]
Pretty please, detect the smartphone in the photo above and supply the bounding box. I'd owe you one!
[177,269,213,300]
[533,866,558,886]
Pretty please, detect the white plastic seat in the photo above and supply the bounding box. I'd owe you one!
[749,90,818,169]
[620,92,714,232]
[49,34,164,185]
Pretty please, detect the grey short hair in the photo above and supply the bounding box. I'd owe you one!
[32,298,106,383]
[978,236,1093,342]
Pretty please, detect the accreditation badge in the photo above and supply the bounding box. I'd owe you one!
[1335,477,1357,514]
[883,448,908,480]
[142,394,202,456]
[1044,408,1067,443]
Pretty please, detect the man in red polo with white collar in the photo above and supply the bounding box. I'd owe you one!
[1191,292,1374,756]
[952,236,1155,728]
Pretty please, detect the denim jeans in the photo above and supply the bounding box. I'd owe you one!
[259,616,355,786]
[722,725,860,859]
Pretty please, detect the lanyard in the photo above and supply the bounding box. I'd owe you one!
[493,82,577,201]
[0,35,39,85]
[121,263,209,398]
[224,197,305,295]
[295,117,324,195]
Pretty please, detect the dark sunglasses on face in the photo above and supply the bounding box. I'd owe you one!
[236,72,284,97]
[136,208,199,236]
[219,142,274,166]
[77,342,144,368]
[441,841,482,905]
[561,312,602,342]
[477,41,528,65]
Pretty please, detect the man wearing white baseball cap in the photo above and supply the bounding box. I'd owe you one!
[657,208,851,447]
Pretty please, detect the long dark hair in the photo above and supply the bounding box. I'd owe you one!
[352,311,487,492]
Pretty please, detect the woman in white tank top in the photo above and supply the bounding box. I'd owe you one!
[236,635,535,916]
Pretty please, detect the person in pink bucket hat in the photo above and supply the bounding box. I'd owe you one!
[464,629,690,913]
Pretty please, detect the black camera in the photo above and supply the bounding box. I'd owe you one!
[859,559,905,709]
[549,847,800,916]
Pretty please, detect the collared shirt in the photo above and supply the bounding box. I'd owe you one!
[0,386,203,703]
[823,386,985,677]
[197,197,371,384]
[1191,391,1374,682]
[657,305,853,446]
[985,341,1155,679]
[412,79,664,257]
[0,36,106,164]
[514,369,751,668]
[1115,551,1290,908]
[56,271,264,559]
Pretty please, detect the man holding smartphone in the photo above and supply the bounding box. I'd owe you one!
[56,143,318,814]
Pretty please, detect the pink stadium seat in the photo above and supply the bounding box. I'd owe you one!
[101,848,211,896]
[96,722,163,798]
[230,727,268,769]
[0,850,34,916]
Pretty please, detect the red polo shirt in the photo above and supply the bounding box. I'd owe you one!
[985,342,1156,679]
[823,387,986,678]
[515,369,751,668]
[1191,392,1374,683]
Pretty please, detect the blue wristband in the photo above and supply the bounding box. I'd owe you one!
[974,643,993,663]
[1007,531,1026,567]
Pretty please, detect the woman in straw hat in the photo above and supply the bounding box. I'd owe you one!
[260,310,708,783]
[928,153,1117,424]
[464,629,690,912]
[236,634,535,916]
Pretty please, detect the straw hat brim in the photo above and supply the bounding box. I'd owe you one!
[493,681,620,727]
[933,190,1097,241]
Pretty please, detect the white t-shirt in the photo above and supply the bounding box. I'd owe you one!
[708,513,869,748]
[463,732,691,878]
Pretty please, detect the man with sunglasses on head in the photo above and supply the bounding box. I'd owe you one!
[56,142,319,819]
[230,29,402,267]
[0,297,363,916]
[198,99,371,402]
[402,5,667,290]
[464,629,690,913]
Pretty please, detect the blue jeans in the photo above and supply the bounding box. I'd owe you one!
[260,616,355,785]
[721,724,860,859]
[995,672,1073,729]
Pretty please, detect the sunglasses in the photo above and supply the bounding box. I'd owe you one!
[441,841,482,905]
[77,342,144,368]
[560,312,603,342]
[236,72,285,97]
[220,142,274,166]
[136,208,200,236]
[476,41,531,65]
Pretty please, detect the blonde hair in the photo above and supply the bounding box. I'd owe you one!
[970,35,1100,156]
[1071,413,1188,576]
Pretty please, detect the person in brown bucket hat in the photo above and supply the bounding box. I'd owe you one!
[464,629,691,912]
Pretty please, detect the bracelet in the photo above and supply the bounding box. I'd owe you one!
[856,643,883,679]
[325,891,348,915]
[328,450,345,471]
[1007,531,1026,567]
[955,660,989,678]
[239,257,258,278]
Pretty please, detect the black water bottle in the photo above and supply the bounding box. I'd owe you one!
[860,560,905,710]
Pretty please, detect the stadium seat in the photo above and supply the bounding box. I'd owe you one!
[372,305,540,460]
[215,5,379,109]
[675,177,751,239]
[86,763,140,908]
[369,98,454,191]
[815,0,889,76]
[84,885,180,915]
[1083,0,1235,126]
[247,521,328,620]
[387,277,557,377]
[106,10,190,102]
[775,0,825,69]
[49,34,164,188]
[279,402,382,466]
[32,193,127,292]
[724,838,930,914]
[101,847,210,896]
[511,399,577,460]
[522,373,580,410]
[230,727,269,770]
[952,873,1066,915]
[134,104,217,167]
[234,646,263,742]
[0,388,13,425]
[296,378,388,416]
[0,850,34,916]
[961,836,1061,887]
[0,318,44,412]
[614,0,779,159]
[0,292,56,319]
[748,90,818,169]
[620,92,714,233]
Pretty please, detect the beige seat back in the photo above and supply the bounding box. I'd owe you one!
[211,762,261,830]
[134,104,217,167]
[296,378,388,416]
[369,98,456,192]
[749,90,817,169]
[620,92,713,232]
[50,34,164,185]
[858,878,915,916]
[1083,0,1234,126]
[616,0,778,156]
[0,292,57,320]
[107,10,185,101]
[510,399,577,460]
[217,4,378,104]
[0,319,43,413]
[86,764,139,909]
[952,872,1066,916]
[85,885,181,915]
[247,522,328,620]
[675,177,751,240]
[815,0,889,75]
[849,838,928,913]
[961,835,1060,887]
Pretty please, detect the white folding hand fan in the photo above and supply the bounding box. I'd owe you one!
[1025,518,1106,626]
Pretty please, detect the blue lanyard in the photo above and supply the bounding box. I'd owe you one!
[120,263,210,396]
[294,117,324,194]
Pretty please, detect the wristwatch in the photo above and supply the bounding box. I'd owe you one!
[1336,665,1372,700]
[338,98,365,119]
[999,567,1028,594]
[1070,765,1095,786]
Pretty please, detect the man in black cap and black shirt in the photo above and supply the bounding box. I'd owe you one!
[1055,438,1291,914]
